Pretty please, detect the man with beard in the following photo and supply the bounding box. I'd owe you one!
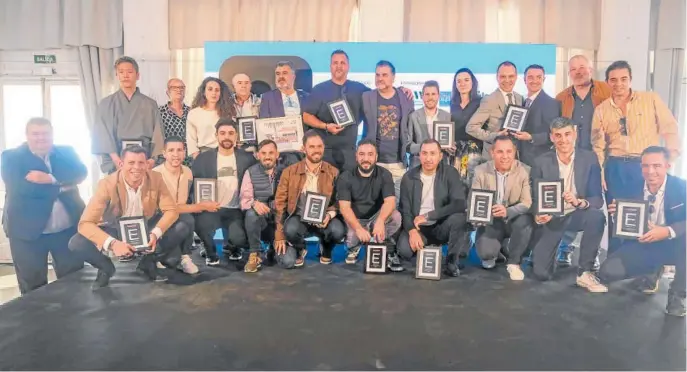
[303,50,413,172]
[398,139,468,277]
[192,118,257,266]
[274,130,346,267]
[240,139,282,273]
[68,146,180,289]
[408,80,452,168]
[336,139,402,269]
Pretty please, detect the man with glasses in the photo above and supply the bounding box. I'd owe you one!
[591,60,681,255]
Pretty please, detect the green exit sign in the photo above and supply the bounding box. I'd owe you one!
[34,54,56,64]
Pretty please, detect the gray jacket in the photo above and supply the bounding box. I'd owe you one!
[407,108,452,168]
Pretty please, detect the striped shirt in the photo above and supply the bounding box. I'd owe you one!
[591,90,680,168]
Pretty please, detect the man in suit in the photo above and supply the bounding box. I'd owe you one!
[529,117,606,292]
[408,80,452,168]
[362,60,414,200]
[513,64,561,167]
[466,61,524,160]
[1,118,86,294]
[68,146,181,289]
[193,118,257,266]
[398,139,468,277]
[599,146,686,317]
[471,135,533,280]
[259,61,310,167]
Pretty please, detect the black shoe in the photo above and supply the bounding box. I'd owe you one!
[228,250,243,261]
[137,257,168,282]
[557,247,574,267]
[91,268,115,290]
[666,292,686,317]
[444,262,460,277]
[387,253,404,272]
[119,253,136,263]
[264,248,276,266]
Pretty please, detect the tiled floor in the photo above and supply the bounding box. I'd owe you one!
[0,264,56,305]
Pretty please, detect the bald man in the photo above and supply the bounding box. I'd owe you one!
[232,73,261,118]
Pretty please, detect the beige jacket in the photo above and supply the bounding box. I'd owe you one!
[471,160,531,219]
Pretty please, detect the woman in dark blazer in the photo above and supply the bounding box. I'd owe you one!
[450,68,483,187]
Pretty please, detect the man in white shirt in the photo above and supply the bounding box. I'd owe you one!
[232,73,261,118]
[599,146,686,317]
[68,146,180,289]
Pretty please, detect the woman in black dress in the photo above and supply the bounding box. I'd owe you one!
[450,68,483,187]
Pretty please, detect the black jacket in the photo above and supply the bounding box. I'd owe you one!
[190,147,257,203]
[518,91,561,167]
[400,162,466,232]
[1,144,87,240]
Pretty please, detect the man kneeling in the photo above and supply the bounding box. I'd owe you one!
[337,139,402,270]
[398,139,468,276]
[68,146,181,289]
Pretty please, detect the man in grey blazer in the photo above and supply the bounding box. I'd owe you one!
[471,135,533,281]
[408,80,452,168]
[513,64,561,167]
[529,117,606,292]
[466,61,524,160]
[362,60,414,199]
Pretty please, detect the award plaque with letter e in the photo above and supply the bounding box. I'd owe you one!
[364,244,388,274]
[468,189,495,224]
[301,191,329,224]
[535,179,564,216]
[237,116,258,142]
[121,139,143,150]
[119,216,149,252]
[433,121,454,149]
[328,99,355,127]
[194,178,217,204]
[502,105,529,132]
[415,245,442,280]
[614,199,649,239]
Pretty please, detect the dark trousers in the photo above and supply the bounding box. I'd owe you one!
[605,157,644,254]
[323,146,356,172]
[9,226,83,294]
[397,213,468,261]
[476,214,532,264]
[244,209,275,253]
[283,214,346,257]
[195,208,247,259]
[599,238,686,297]
[159,214,195,262]
[532,208,606,280]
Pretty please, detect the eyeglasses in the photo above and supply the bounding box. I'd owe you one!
[619,117,628,136]
[647,194,656,215]
[169,86,186,92]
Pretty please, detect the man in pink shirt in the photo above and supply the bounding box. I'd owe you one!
[239,139,281,273]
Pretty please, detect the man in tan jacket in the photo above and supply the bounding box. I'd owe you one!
[471,135,533,281]
[68,146,180,290]
[274,130,345,268]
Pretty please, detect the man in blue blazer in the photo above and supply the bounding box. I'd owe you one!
[259,60,310,167]
[599,146,686,317]
[1,118,87,294]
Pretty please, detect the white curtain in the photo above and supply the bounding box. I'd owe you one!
[0,0,123,50]
[77,46,123,130]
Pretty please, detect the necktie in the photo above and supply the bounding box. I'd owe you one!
[525,98,532,108]
[507,93,513,105]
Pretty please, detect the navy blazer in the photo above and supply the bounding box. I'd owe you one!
[1,144,87,240]
[518,91,561,167]
[258,89,310,119]
[530,149,603,211]
[190,148,257,203]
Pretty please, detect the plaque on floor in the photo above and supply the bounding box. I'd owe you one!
[415,245,442,280]
[364,244,387,274]
[119,216,149,251]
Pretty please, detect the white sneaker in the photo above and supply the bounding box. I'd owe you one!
[576,271,608,293]
[180,255,199,274]
[156,262,165,269]
[507,264,525,281]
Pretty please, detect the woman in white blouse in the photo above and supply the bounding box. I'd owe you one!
[187,77,236,158]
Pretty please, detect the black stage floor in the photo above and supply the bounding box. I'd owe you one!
[0,251,684,371]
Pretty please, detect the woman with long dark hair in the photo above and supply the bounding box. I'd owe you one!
[186,77,236,159]
[450,67,483,186]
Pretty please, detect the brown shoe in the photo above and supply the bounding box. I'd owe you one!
[294,248,307,267]
[244,253,262,273]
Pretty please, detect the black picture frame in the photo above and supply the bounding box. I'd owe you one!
[415,245,442,280]
[433,121,455,149]
[327,99,355,127]
[364,244,388,274]
[614,199,650,239]
[535,179,564,216]
[467,189,496,224]
[237,116,258,142]
[118,216,149,251]
[502,105,529,132]
[194,178,217,204]
[301,191,329,224]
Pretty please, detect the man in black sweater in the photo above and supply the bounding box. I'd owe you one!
[398,139,469,277]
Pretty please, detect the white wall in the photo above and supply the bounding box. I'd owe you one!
[0,49,80,78]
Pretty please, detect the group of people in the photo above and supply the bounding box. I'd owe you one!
[2,50,684,317]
